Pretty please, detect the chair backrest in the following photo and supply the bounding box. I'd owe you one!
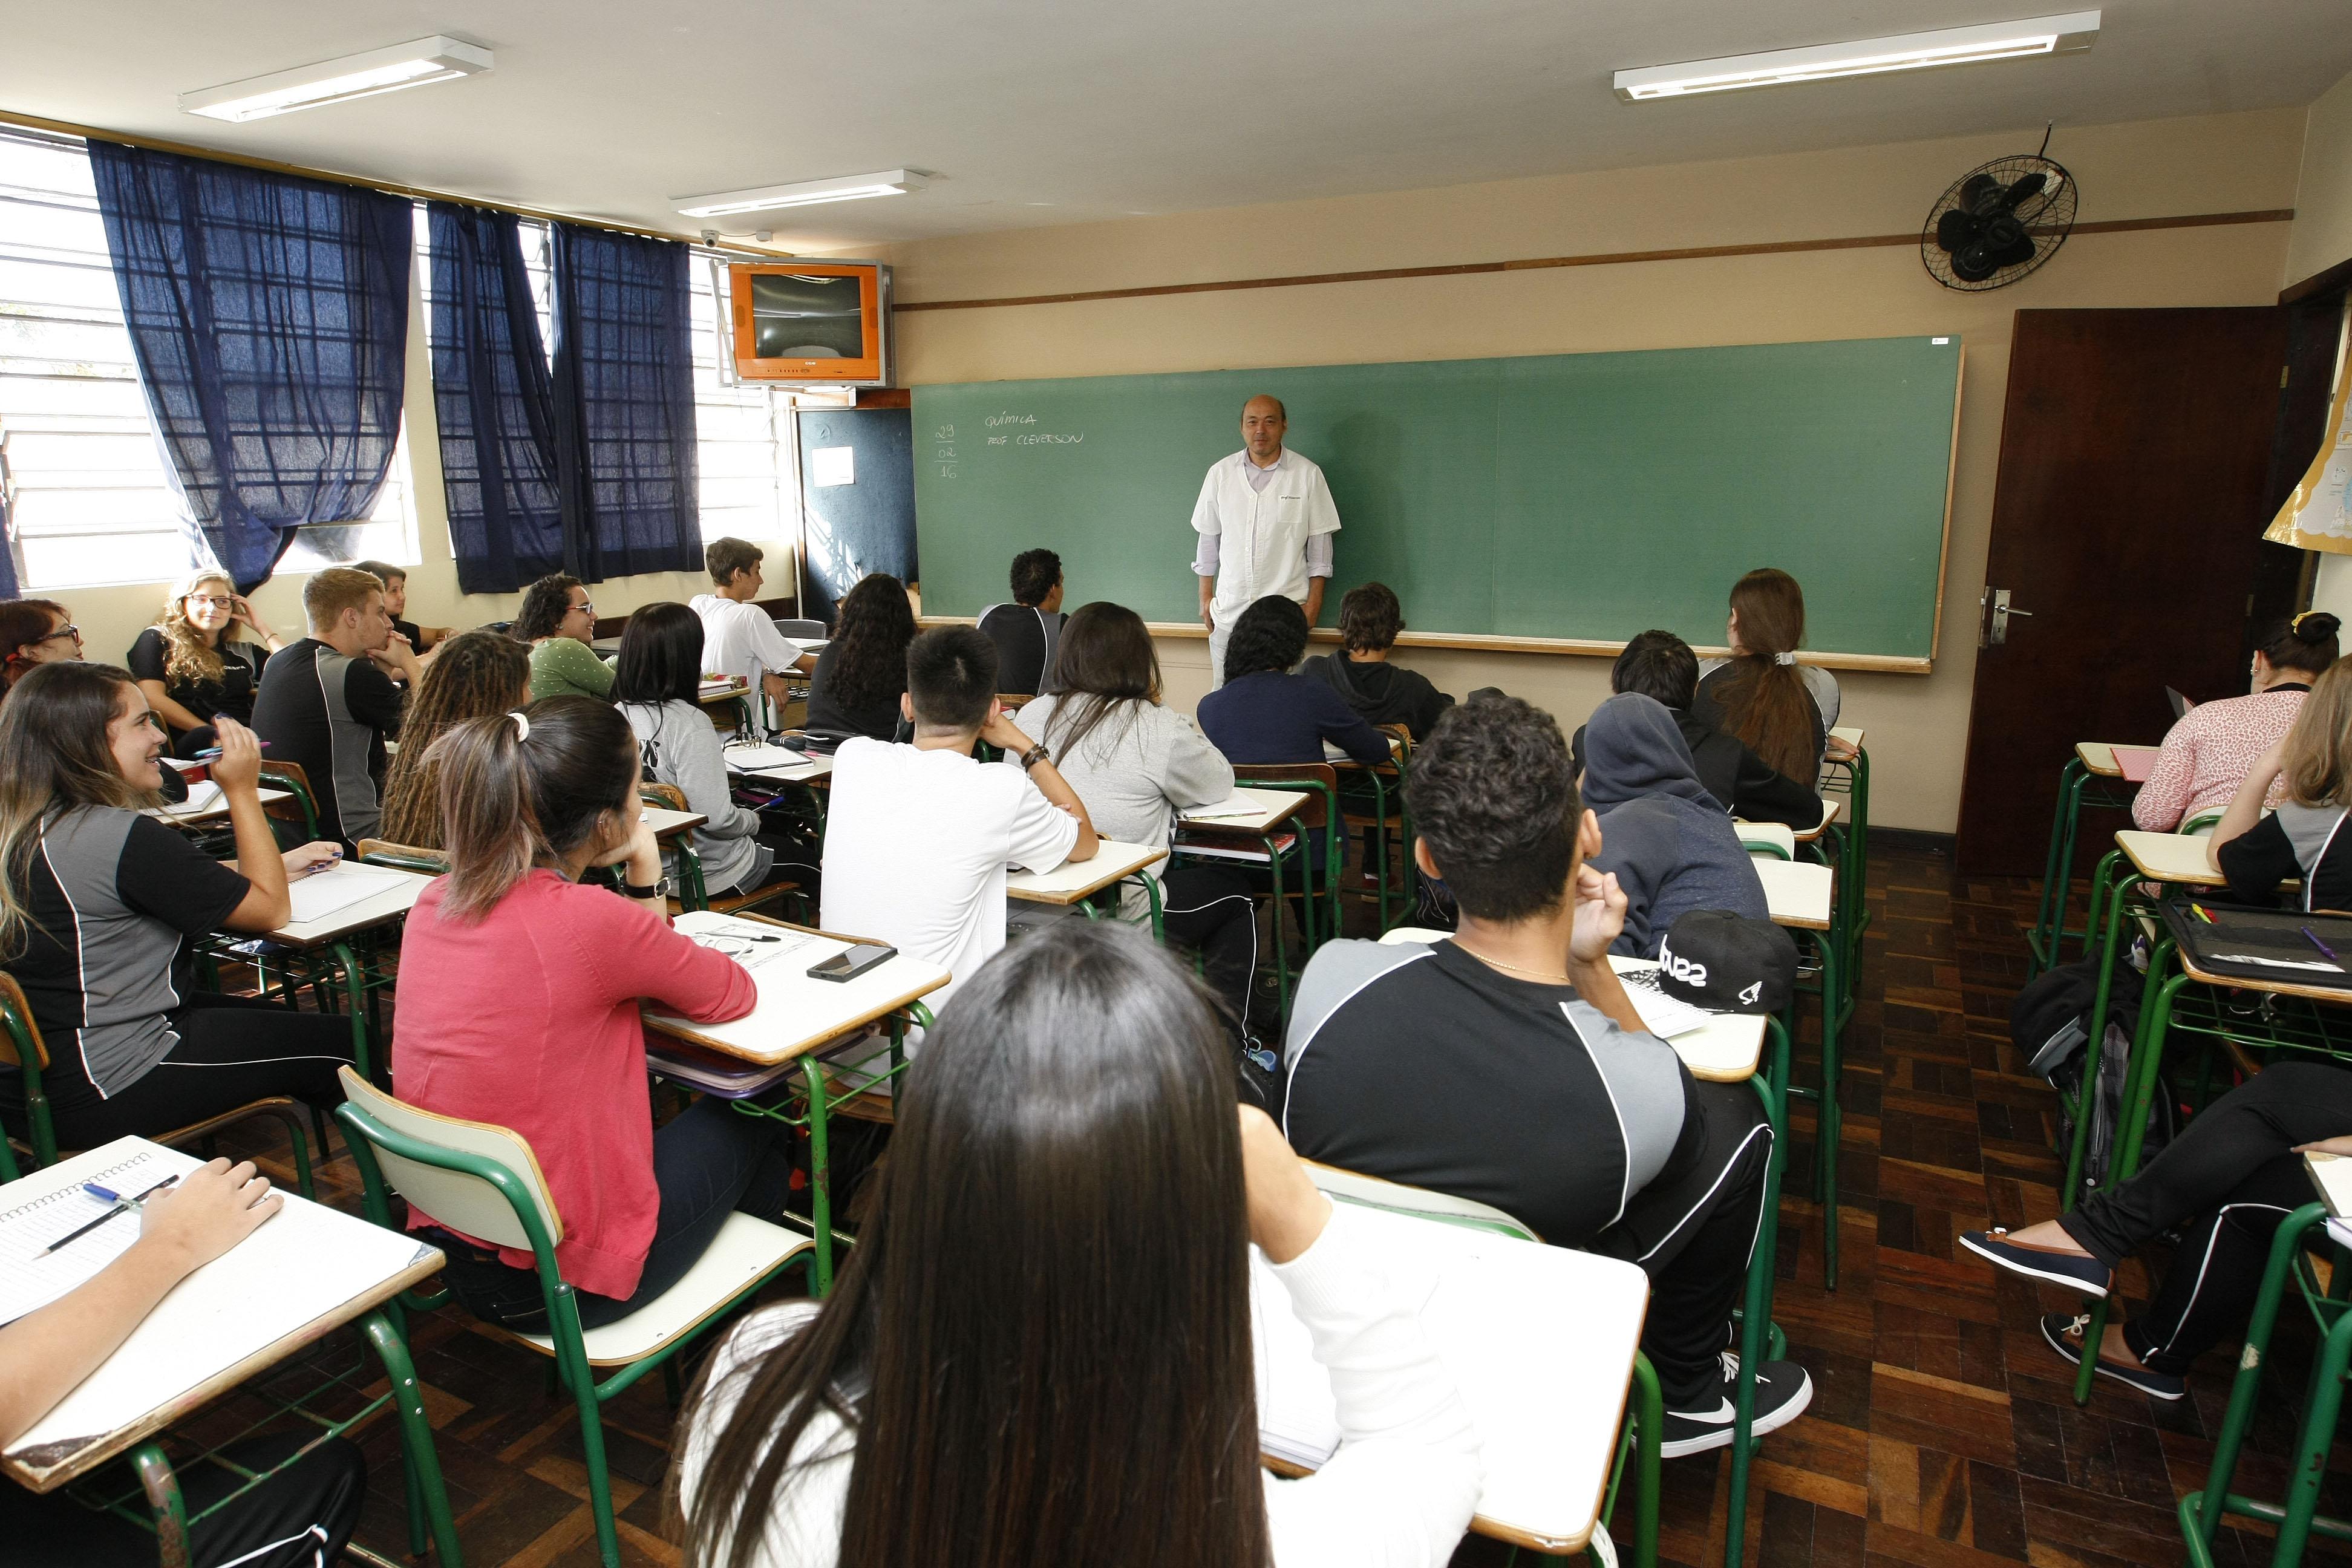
[356,838,449,875]
[1379,926,1451,946]
[335,1066,562,1252]
[640,781,690,812]
[1738,821,1797,861]
[0,971,49,1072]
[1232,762,1339,832]
[774,618,828,642]
[996,692,1036,711]
[257,760,322,838]
[1304,1160,1542,1242]
[1376,723,1413,764]
[2180,809,2226,838]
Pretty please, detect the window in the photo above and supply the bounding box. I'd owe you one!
[0,129,416,591]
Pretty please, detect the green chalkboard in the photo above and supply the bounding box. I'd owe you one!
[911,336,1961,664]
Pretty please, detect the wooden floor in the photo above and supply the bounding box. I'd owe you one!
[192,843,2352,1567]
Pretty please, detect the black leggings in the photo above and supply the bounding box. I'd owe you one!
[2058,1060,2352,1374]
[1,992,353,1151]
[433,1096,796,1331]
[0,1432,365,1567]
[1155,863,1262,1039]
[1591,1080,1775,1410]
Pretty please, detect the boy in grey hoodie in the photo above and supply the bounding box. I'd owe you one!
[1582,693,1768,958]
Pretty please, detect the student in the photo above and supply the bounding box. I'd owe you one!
[1199,595,1391,768]
[393,698,793,1328]
[1572,631,1823,830]
[354,558,454,656]
[691,537,815,723]
[2134,612,2340,832]
[976,546,1067,697]
[0,1157,369,1567]
[1281,695,1807,1455]
[126,570,286,757]
[1298,581,1453,741]
[1016,602,1259,1040]
[822,627,1095,1010]
[1962,1060,2352,1401]
[2210,653,2352,910]
[805,573,916,743]
[377,630,532,850]
[679,921,1483,1568]
[250,567,416,849]
[614,602,795,898]
[515,573,613,702]
[1581,693,1769,958]
[0,664,347,1150]
[0,598,80,693]
[1691,568,1844,786]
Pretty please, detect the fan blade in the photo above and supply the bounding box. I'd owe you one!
[1958,173,2007,215]
[1936,207,1984,253]
[1952,234,2041,282]
[2002,171,2049,209]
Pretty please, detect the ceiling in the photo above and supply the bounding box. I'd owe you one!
[3,0,2346,250]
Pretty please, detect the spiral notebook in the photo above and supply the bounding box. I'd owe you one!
[0,1148,165,1327]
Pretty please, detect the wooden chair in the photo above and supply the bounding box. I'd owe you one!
[355,837,448,874]
[335,1067,813,1568]
[0,972,315,1196]
[256,758,323,843]
[1338,724,1414,930]
[638,782,801,919]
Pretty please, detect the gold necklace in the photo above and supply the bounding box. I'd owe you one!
[1454,942,1573,984]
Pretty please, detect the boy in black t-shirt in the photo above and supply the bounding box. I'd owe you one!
[975,547,1067,697]
[1283,694,1811,1455]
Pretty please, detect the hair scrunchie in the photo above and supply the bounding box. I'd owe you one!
[1774,651,1797,666]
[508,710,531,740]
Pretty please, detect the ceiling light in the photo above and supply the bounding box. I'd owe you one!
[674,171,927,218]
[1613,11,2099,101]
[180,36,492,122]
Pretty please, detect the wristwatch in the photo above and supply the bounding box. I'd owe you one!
[1019,741,1053,771]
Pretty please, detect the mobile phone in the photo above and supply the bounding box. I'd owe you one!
[808,943,897,982]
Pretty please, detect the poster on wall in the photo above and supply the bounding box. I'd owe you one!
[2265,309,2352,554]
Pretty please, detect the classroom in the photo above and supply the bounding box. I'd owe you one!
[4,3,2352,1565]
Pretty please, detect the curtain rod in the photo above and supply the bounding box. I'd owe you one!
[0,105,802,262]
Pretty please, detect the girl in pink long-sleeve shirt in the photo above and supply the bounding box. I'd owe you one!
[394,696,791,1328]
[2134,614,2340,832]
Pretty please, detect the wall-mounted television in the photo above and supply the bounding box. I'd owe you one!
[727,260,892,385]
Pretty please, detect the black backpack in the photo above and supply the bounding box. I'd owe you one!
[2010,958,2172,1193]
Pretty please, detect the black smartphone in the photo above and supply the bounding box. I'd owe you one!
[808,943,898,982]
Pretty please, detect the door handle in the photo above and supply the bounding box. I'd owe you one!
[1982,587,2031,647]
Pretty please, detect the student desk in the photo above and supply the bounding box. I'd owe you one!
[242,864,434,1083]
[1177,788,1307,835]
[1320,734,1403,763]
[2030,740,2148,978]
[1734,798,1840,863]
[0,1137,460,1565]
[1753,858,1834,930]
[143,788,292,827]
[640,911,948,1293]
[1177,788,1315,1015]
[642,805,708,841]
[1253,1195,1650,1564]
[1005,840,1169,938]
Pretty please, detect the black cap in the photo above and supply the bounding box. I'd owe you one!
[1656,910,1797,1014]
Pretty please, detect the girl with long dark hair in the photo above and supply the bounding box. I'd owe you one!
[377,630,532,849]
[677,921,1482,1568]
[1016,601,1261,1042]
[393,697,794,1329]
[1690,568,1842,786]
[0,662,345,1148]
[805,574,916,742]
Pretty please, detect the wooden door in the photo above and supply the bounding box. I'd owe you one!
[1955,309,2288,875]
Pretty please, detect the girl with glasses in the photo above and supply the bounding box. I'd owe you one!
[0,599,80,695]
[128,570,286,757]
[515,573,616,703]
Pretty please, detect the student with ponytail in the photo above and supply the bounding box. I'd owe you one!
[2133,611,2341,832]
[1690,568,1843,788]
[0,662,347,1149]
[392,697,794,1330]
[2211,654,2352,910]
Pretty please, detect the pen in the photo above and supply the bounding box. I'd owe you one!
[194,742,272,759]
[2304,926,2341,963]
[47,1174,178,1253]
[2190,903,2216,924]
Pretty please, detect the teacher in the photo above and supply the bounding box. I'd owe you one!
[1189,394,1341,688]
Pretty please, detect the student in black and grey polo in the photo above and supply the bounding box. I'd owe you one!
[0,662,350,1150]
[250,567,416,848]
[976,547,1067,696]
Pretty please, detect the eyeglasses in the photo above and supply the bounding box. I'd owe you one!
[571,600,595,616]
[39,624,81,645]
[186,594,235,609]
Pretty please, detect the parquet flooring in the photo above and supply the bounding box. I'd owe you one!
[184,844,2352,1566]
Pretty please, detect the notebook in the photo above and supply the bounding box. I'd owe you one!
[1613,968,1716,1039]
[282,861,417,926]
[0,1146,170,1327]
[722,742,812,772]
[2112,745,2161,783]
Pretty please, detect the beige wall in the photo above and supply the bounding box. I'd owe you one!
[861,110,2305,834]
[2290,68,2352,290]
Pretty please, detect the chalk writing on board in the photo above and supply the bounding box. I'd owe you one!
[1014,434,1083,445]
[984,413,1034,427]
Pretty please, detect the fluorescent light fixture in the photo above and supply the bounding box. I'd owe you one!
[1613,11,2098,100]
[675,171,927,218]
[180,36,492,122]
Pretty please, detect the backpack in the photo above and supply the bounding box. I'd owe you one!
[2010,958,2173,1192]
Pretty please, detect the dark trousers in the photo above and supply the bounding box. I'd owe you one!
[1156,863,1263,1039]
[436,1096,795,1331]
[0,1433,365,1567]
[1589,1080,1775,1410]
[2,993,353,1151]
[2058,1060,2352,1374]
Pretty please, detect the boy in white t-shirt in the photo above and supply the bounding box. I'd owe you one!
[822,627,1099,1009]
[690,538,817,722]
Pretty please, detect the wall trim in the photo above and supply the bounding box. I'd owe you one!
[896,209,2296,315]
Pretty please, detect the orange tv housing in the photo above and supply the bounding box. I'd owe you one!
[727,261,892,385]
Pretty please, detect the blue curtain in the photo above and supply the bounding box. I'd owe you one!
[87,143,411,592]
[549,223,705,583]
[426,204,567,593]
[0,491,20,601]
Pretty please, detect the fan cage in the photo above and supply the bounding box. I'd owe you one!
[1919,154,2077,292]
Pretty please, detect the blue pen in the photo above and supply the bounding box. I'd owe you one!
[48,1174,179,1253]
[194,741,272,759]
[2302,926,2341,964]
